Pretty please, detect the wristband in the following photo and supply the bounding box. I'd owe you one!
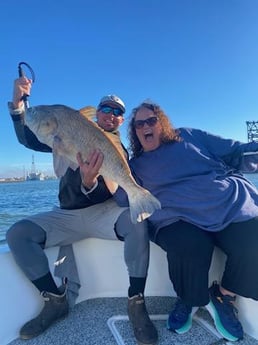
[81,180,98,195]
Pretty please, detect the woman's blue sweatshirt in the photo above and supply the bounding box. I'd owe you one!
[114,128,258,237]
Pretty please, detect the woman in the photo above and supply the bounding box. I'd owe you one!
[114,101,258,342]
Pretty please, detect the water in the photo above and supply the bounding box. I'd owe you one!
[248,173,258,187]
[1,174,258,246]
[0,179,59,244]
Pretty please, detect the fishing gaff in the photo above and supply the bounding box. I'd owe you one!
[18,62,35,109]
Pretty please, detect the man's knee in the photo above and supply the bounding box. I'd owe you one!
[6,219,45,249]
[115,209,148,240]
[7,220,29,245]
[115,209,131,239]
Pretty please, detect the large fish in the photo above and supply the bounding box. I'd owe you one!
[25,104,161,223]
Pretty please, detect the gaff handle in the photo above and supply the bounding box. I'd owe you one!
[18,62,35,109]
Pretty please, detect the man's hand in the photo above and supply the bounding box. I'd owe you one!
[13,77,32,109]
[77,150,104,189]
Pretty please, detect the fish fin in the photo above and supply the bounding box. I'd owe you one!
[105,132,122,146]
[52,136,78,174]
[78,113,129,167]
[127,186,161,223]
[103,131,129,162]
[53,153,78,177]
[79,106,96,120]
[53,153,68,177]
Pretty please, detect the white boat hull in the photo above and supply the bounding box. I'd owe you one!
[1,239,258,344]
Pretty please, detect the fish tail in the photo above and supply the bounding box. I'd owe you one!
[127,187,161,223]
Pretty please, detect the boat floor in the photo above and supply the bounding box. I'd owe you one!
[7,296,258,345]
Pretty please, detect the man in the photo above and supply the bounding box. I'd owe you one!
[6,77,158,345]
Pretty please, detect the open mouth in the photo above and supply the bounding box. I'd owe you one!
[144,133,153,140]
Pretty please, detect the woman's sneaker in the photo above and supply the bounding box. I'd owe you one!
[206,281,243,342]
[167,298,197,334]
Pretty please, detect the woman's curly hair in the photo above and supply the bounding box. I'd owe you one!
[127,102,181,157]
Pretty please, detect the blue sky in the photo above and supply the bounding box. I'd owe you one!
[1,0,258,178]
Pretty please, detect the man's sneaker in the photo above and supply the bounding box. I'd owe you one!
[128,294,158,345]
[206,281,243,341]
[167,298,198,334]
[20,290,69,339]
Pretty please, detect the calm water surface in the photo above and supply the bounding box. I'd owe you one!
[0,179,59,243]
[1,174,258,245]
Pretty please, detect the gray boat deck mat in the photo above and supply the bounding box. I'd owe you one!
[7,297,258,345]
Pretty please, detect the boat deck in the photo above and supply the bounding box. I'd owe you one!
[7,296,258,345]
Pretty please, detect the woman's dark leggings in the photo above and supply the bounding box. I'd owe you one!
[155,218,258,307]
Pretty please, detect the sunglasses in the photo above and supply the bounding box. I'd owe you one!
[99,106,123,117]
[134,116,158,129]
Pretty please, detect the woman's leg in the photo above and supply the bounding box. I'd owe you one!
[156,221,214,306]
[205,221,258,342]
[214,217,258,300]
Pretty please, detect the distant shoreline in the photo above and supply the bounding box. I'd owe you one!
[0,178,25,184]
[0,177,57,184]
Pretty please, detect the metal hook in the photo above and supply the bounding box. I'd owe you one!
[18,62,35,82]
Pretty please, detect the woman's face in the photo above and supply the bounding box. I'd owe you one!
[134,107,162,152]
